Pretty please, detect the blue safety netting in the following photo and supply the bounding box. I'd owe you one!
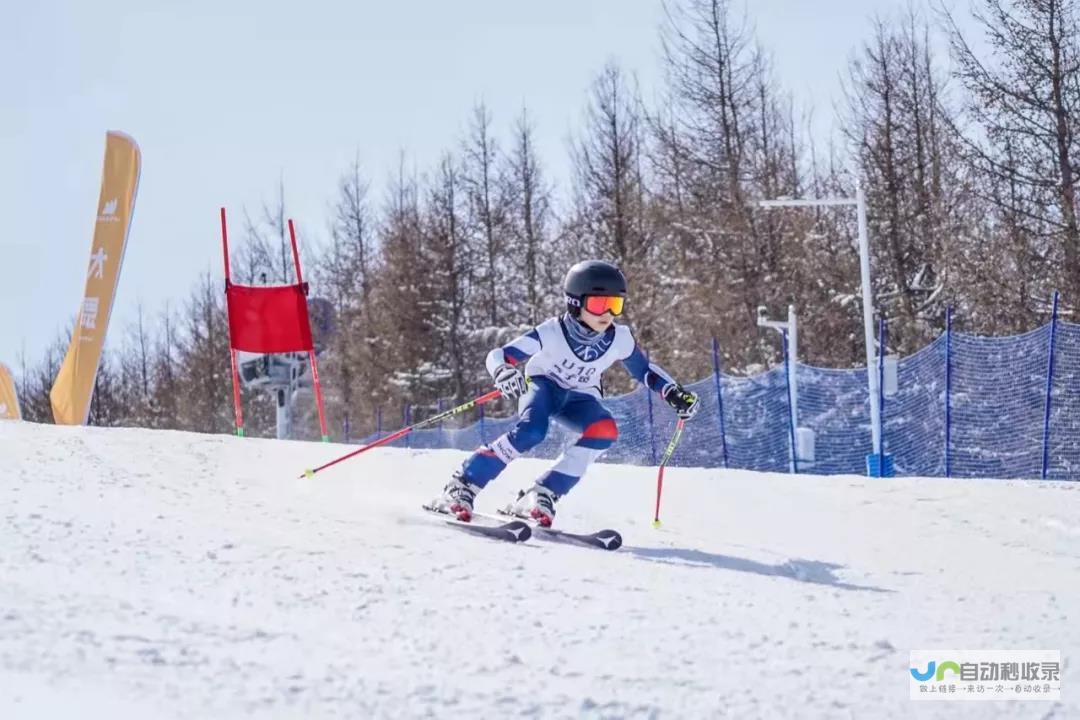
[1047,322,1080,480]
[949,325,1050,479]
[796,364,871,474]
[882,336,948,477]
[358,319,1080,481]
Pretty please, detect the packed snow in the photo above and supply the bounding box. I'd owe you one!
[1,422,1078,718]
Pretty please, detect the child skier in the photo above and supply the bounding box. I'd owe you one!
[431,260,700,526]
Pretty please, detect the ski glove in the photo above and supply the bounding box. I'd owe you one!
[493,363,527,398]
[662,383,700,420]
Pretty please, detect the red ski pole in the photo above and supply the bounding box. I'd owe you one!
[653,418,686,528]
[299,389,502,479]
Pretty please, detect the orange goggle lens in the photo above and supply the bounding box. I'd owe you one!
[583,295,625,316]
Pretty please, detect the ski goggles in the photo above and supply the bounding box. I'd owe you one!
[583,295,625,316]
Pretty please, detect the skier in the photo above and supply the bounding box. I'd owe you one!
[431,260,700,526]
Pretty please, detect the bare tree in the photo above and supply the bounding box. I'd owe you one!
[505,106,558,324]
[423,153,472,403]
[656,0,810,369]
[150,301,180,428]
[235,176,294,285]
[365,155,438,411]
[943,0,1080,309]
[314,156,379,433]
[329,154,375,302]
[844,10,975,351]
[16,331,69,423]
[174,272,233,433]
[462,102,511,327]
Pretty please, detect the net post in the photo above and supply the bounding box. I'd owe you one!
[782,330,799,474]
[1041,291,1060,480]
[712,337,729,468]
[945,306,952,478]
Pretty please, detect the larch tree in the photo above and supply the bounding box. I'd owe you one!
[316,156,378,436]
[844,10,976,352]
[504,106,559,325]
[422,153,474,406]
[461,102,511,329]
[944,0,1080,319]
[568,61,665,382]
[657,0,807,370]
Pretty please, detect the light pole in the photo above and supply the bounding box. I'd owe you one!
[757,304,799,430]
[757,304,801,471]
[756,182,882,466]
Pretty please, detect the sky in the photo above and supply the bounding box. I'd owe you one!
[0,0,978,375]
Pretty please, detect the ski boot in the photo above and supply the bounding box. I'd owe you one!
[509,484,560,528]
[433,471,481,522]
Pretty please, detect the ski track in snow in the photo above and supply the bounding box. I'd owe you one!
[1,422,1078,719]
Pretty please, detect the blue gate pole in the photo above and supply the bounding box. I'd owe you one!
[404,403,411,449]
[645,352,658,465]
[712,338,730,468]
[478,403,486,445]
[437,398,445,447]
[1041,291,1060,480]
[944,307,952,478]
[782,330,799,474]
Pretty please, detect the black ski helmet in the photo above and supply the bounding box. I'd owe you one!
[563,260,627,317]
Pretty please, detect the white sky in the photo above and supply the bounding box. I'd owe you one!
[0,0,975,373]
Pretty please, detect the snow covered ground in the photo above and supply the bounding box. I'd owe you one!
[1,422,1077,719]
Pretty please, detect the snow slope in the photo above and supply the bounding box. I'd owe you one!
[1,422,1078,719]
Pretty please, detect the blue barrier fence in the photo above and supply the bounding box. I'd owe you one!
[360,315,1080,481]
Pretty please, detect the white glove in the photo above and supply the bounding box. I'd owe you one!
[493,363,527,398]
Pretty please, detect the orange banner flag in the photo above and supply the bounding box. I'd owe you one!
[0,363,20,420]
[50,131,141,425]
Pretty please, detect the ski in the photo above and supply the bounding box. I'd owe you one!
[491,509,623,551]
[421,505,532,544]
[533,525,623,551]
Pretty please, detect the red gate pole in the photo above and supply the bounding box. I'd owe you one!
[308,350,330,442]
[221,207,245,437]
[288,219,304,284]
[288,219,330,441]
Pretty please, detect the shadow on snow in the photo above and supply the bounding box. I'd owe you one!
[622,545,892,593]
